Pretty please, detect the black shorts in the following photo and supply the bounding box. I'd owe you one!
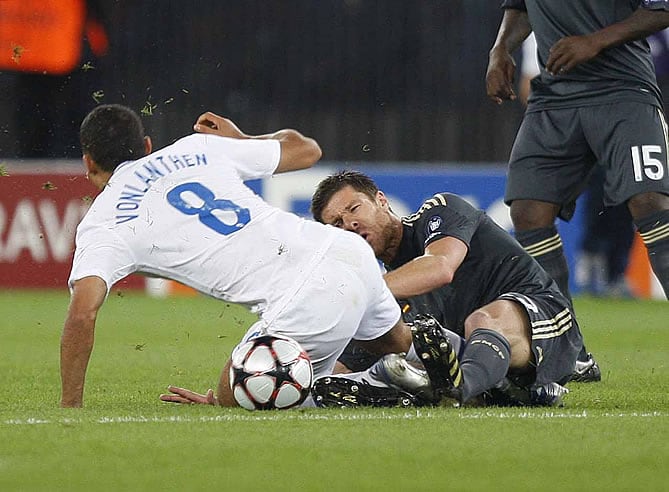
[498,291,582,385]
[505,102,669,221]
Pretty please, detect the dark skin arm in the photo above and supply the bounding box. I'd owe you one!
[159,359,238,407]
[60,276,107,407]
[546,8,669,75]
[487,7,669,101]
[486,9,532,104]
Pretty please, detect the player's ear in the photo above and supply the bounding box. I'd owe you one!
[144,136,152,155]
[83,153,97,174]
[377,190,389,208]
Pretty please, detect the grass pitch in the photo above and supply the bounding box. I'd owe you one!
[0,291,667,491]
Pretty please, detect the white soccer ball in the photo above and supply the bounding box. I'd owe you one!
[229,334,313,410]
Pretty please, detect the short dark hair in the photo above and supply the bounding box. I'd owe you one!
[311,170,379,222]
[80,104,146,172]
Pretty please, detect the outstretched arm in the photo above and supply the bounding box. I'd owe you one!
[486,8,532,104]
[193,112,322,174]
[383,236,468,299]
[546,8,669,75]
[160,359,237,407]
[60,276,107,407]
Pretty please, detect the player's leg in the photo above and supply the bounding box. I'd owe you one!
[629,193,669,298]
[506,109,600,379]
[585,102,669,299]
[314,315,471,407]
[414,293,576,407]
[602,199,635,296]
[575,170,610,295]
[311,319,434,407]
[506,109,594,302]
[459,300,525,403]
[310,233,430,407]
[412,302,519,404]
[511,199,573,297]
[314,313,455,408]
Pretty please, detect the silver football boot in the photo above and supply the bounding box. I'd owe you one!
[374,353,437,404]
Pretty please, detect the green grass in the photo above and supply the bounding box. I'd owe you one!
[0,291,667,491]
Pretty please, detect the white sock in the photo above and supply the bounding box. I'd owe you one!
[341,360,391,388]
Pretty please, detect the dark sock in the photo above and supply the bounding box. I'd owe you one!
[515,226,572,302]
[515,227,591,361]
[636,210,669,299]
[460,329,511,403]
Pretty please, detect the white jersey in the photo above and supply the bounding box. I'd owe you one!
[69,133,340,318]
[71,132,402,378]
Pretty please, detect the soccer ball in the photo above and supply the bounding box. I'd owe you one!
[229,334,313,410]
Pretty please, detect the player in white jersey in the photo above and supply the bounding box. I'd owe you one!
[60,104,416,408]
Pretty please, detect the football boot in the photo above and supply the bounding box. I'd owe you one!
[311,376,420,408]
[570,352,602,383]
[410,314,463,403]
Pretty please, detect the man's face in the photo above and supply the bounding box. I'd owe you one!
[319,185,394,257]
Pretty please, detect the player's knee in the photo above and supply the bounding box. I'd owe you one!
[510,200,559,230]
[463,310,495,339]
[627,192,669,220]
[464,302,529,343]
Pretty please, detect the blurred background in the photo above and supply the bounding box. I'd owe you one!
[0,0,522,162]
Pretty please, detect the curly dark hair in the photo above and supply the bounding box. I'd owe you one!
[80,104,146,172]
[310,170,379,223]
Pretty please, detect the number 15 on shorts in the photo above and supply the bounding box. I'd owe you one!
[631,145,666,182]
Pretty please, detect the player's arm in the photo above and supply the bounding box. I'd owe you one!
[160,359,237,407]
[486,8,532,104]
[546,7,669,75]
[60,276,107,407]
[193,112,322,174]
[383,236,468,299]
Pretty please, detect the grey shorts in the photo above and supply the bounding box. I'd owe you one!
[505,102,669,221]
[498,291,582,386]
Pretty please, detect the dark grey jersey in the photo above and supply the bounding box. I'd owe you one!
[502,0,669,110]
[387,193,562,335]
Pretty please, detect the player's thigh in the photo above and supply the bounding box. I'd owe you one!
[260,234,398,378]
[582,102,669,206]
[506,109,596,219]
[327,231,402,343]
[263,267,369,378]
[497,292,581,385]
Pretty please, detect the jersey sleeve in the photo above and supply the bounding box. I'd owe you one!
[68,223,137,293]
[201,135,281,181]
[501,0,526,10]
[641,1,669,11]
[411,194,482,249]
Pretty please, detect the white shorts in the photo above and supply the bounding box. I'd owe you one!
[240,231,401,378]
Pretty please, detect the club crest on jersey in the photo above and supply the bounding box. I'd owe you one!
[427,216,442,233]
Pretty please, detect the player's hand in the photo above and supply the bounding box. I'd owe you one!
[485,47,517,105]
[159,385,218,405]
[546,34,601,75]
[193,112,245,139]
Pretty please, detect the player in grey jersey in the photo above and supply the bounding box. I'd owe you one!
[486,0,669,385]
[486,1,669,301]
[309,171,583,407]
